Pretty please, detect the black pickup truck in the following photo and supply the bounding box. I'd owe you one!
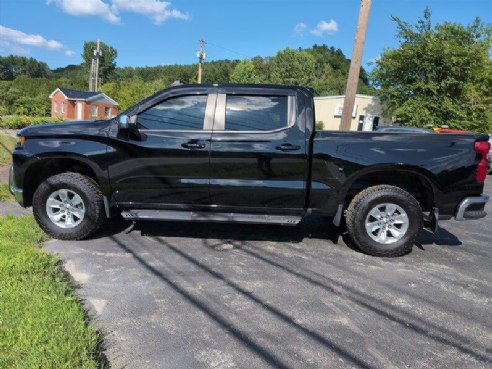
[9,84,490,256]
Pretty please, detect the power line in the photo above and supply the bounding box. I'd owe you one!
[206,41,250,59]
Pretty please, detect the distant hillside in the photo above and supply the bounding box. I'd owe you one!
[0,44,375,114]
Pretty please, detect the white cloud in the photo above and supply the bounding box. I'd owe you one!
[0,25,63,51]
[47,0,188,25]
[47,0,121,24]
[310,20,338,37]
[65,50,76,57]
[111,0,189,25]
[293,22,307,35]
[0,40,30,55]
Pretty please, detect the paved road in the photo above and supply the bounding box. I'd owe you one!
[45,180,492,369]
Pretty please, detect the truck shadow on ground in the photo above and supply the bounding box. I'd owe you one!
[419,227,462,247]
[102,223,489,369]
[94,215,463,253]
[96,215,343,243]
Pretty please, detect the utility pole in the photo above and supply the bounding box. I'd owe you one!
[89,57,95,91]
[339,0,372,131]
[89,39,103,92]
[196,39,206,84]
[94,39,101,91]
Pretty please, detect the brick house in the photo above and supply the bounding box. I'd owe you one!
[49,88,119,120]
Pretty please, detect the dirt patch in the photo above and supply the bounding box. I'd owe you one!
[0,165,10,183]
[0,201,31,216]
[0,129,17,137]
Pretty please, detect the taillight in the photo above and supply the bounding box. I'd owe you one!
[474,141,490,183]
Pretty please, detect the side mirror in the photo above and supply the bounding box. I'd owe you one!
[117,114,141,140]
[118,115,136,130]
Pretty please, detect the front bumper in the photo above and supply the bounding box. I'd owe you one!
[8,166,24,206]
[455,195,488,220]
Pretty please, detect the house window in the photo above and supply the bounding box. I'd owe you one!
[61,101,66,113]
[91,105,98,117]
[54,101,58,112]
[105,107,111,119]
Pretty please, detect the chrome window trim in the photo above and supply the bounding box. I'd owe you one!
[213,93,226,131]
[204,93,218,131]
[212,94,296,134]
[138,130,215,134]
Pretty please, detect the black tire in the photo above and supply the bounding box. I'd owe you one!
[33,172,106,240]
[345,185,423,257]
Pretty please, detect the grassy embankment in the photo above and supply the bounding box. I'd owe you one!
[0,133,105,368]
[0,133,16,200]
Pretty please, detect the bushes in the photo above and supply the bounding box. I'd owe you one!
[0,116,65,129]
[13,97,50,116]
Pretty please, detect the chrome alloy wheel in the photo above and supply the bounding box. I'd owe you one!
[46,189,85,229]
[365,203,409,244]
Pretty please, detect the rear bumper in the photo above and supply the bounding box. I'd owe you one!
[455,195,488,220]
[8,166,24,207]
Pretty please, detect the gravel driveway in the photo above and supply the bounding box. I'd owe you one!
[44,179,492,369]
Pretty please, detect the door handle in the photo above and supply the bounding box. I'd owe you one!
[275,143,301,151]
[182,142,206,149]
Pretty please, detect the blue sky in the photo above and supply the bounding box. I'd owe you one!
[0,0,490,70]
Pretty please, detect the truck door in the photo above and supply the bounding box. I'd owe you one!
[209,87,307,213]
[108,87,216,207]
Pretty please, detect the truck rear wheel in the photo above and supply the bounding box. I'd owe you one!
[345,185,423,257]
[32,173,106,240]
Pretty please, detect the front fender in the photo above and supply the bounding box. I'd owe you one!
[12,137,111,207]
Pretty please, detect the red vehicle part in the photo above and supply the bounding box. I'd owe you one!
[475,140,491,182]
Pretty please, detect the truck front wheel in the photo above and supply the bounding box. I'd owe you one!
[345,185,423,257]
[32,173,106,240]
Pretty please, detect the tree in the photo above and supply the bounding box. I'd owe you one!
[270,48,316,86]
[371,8,492,132]
[0,44,377,116]
[230,60,260,83]
[82,41,118,84]
[202,60,237,83]
[251,56,271,82]
[0,55,50,80]
[101,78,168,110]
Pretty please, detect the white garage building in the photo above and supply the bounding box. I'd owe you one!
[314,94,388,131]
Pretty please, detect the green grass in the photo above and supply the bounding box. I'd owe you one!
[0,134,16,167]
[0,216,105,369]
[0,183,12,201]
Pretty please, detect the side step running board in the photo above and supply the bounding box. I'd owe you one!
[121,209,301,226]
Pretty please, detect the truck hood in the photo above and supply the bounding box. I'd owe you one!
[18,119,112,137]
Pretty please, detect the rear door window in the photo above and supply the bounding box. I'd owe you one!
[224,95,289,131]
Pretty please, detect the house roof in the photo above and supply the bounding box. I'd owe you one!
[49,88,119,105]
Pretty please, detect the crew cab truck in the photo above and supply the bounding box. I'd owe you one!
[9,84,490,256]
